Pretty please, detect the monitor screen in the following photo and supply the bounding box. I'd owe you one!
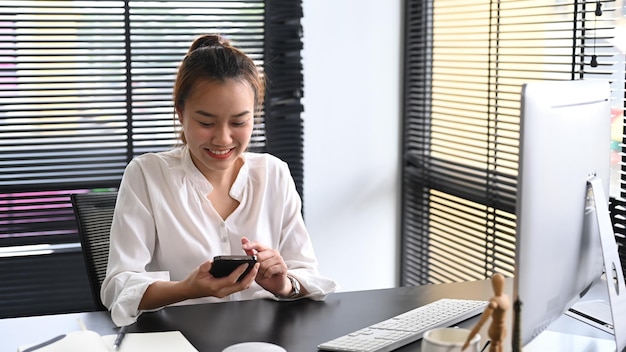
[512,79,611,348]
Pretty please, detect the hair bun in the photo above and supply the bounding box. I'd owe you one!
[188,34,231,54]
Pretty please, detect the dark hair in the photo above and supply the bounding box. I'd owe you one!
[173,34,265,143]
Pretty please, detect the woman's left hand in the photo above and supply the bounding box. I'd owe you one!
[241,237,293,297]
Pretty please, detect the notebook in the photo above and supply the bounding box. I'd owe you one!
[18,330,198,352]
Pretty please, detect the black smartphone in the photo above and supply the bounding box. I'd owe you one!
[209,255,257,281]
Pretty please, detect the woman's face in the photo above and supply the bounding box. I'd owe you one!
[177,78,255,179]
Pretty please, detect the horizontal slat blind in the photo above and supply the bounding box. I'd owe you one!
[0,1,267,192]
[0,1,304,248]
[402,0,623,285]
[0,2,129,190]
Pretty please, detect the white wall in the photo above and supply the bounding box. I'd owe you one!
[302,0,403,292]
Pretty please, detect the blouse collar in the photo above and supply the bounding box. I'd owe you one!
[181,145,248,201]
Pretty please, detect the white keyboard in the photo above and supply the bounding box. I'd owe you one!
[317,298,488,352]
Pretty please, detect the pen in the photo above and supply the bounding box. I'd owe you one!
[22,334,66,352]
[112,325,128,350]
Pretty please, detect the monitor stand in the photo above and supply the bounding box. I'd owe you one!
[586,176,626,351]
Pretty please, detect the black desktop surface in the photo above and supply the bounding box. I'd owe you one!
[125,279,498,351]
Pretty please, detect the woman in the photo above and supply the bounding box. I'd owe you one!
[101,34,337,326]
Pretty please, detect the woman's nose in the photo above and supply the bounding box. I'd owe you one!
[212,124,232,145]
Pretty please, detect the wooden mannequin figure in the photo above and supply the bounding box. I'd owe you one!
[462,273,510,352]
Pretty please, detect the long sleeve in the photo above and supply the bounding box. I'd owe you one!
[100,159,169,326]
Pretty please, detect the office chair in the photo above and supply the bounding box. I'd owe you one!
[70,191,117,311]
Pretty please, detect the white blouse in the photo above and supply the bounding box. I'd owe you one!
[101,146,337,326]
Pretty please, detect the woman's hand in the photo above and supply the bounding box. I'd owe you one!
[138,260,259,311]
[184,259,260,299]
[241,237,293,297]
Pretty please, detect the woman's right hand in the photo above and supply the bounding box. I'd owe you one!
[185,259,261,299]
[138,260,259,311]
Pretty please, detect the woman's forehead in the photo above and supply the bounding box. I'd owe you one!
[185,79,255,110]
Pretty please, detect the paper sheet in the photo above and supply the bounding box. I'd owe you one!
[102,331,199,352]
[19,330,198,352]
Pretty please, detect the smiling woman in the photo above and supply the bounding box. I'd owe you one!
[100,34,337,327]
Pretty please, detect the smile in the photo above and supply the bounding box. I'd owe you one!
[209,149,231,155]
[206,148,235,159]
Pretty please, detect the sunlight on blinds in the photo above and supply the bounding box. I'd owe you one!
[402,0,626,285]
[404,0,624,284]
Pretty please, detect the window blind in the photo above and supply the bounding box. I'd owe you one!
[0,0,304,247]
[402,0,625,285]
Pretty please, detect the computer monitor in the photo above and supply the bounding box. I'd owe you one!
[512,79,613,349]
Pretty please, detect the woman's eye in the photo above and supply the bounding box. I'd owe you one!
[199,122,213,127]
[232,121,248,127]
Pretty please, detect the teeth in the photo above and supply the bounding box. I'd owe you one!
[210,149,230,155]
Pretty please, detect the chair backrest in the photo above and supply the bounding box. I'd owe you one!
[70,191,117,311]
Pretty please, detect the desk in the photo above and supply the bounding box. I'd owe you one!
[0,279,614,351]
